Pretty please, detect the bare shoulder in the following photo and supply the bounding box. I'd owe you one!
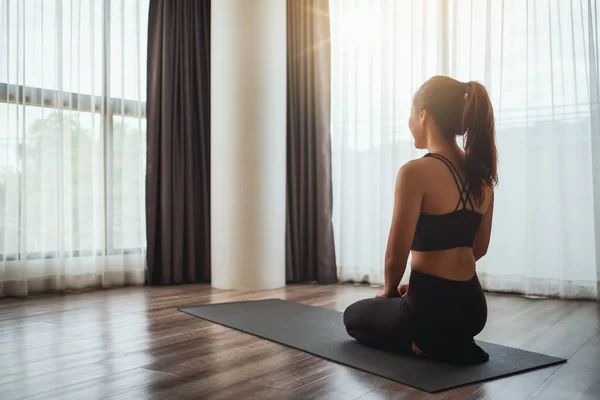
[397,158,424,177]
[395,158,427,191]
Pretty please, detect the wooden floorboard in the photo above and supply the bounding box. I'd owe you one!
[0,283,598,400]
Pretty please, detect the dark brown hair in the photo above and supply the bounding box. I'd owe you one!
[413,75,498,204]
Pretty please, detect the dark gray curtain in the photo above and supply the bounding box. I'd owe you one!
[145,0,211,285]
[286,0,337,284]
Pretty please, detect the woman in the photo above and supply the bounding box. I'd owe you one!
[343,76,497,365]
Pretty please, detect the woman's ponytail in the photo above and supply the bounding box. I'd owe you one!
[462,81,498,203]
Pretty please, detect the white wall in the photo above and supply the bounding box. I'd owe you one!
[211,0,287,291]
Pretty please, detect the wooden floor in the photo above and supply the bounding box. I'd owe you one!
[0,283,599,400]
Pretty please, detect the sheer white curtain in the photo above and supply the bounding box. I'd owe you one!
[330,0,600,300]
[0,0,149,297]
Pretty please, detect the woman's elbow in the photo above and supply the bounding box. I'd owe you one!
[474,248,487,261]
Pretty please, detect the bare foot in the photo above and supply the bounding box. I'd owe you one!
[412,342,431,358]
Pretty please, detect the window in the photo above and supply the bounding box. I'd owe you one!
[0,0,148,260]
[329,0,600,298]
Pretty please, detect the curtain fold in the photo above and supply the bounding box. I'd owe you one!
[330,0,600,300]
[146,0,211,285]
[286,0,337,284]
[0,0,149,298]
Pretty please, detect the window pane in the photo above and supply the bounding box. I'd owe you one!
[61,0,104,96]
[0,0,103,95]
[25,107,104,255]
[0,104,103,256]
[448,0,593,126]
[110,0,148,102]
[0,102,20,256]
[111,114,146,251]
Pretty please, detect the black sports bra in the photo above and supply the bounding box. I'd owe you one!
[411,153,483,252]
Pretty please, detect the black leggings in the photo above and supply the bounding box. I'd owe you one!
[343,270,489,364]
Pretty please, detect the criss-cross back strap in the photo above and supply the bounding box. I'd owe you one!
[423,153,475,211]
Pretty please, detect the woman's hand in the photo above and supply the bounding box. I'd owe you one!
[398,284,409,297]
[376,289,400,298]
[375,285,408,298]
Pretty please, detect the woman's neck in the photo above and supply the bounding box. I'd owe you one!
[427,139,463,160]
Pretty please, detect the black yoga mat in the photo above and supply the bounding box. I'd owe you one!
[178,299,566,393]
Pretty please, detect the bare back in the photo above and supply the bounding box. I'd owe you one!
[410,153,494,281]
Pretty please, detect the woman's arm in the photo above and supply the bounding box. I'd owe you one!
[381,162,424,296]
[473,190,494,261]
